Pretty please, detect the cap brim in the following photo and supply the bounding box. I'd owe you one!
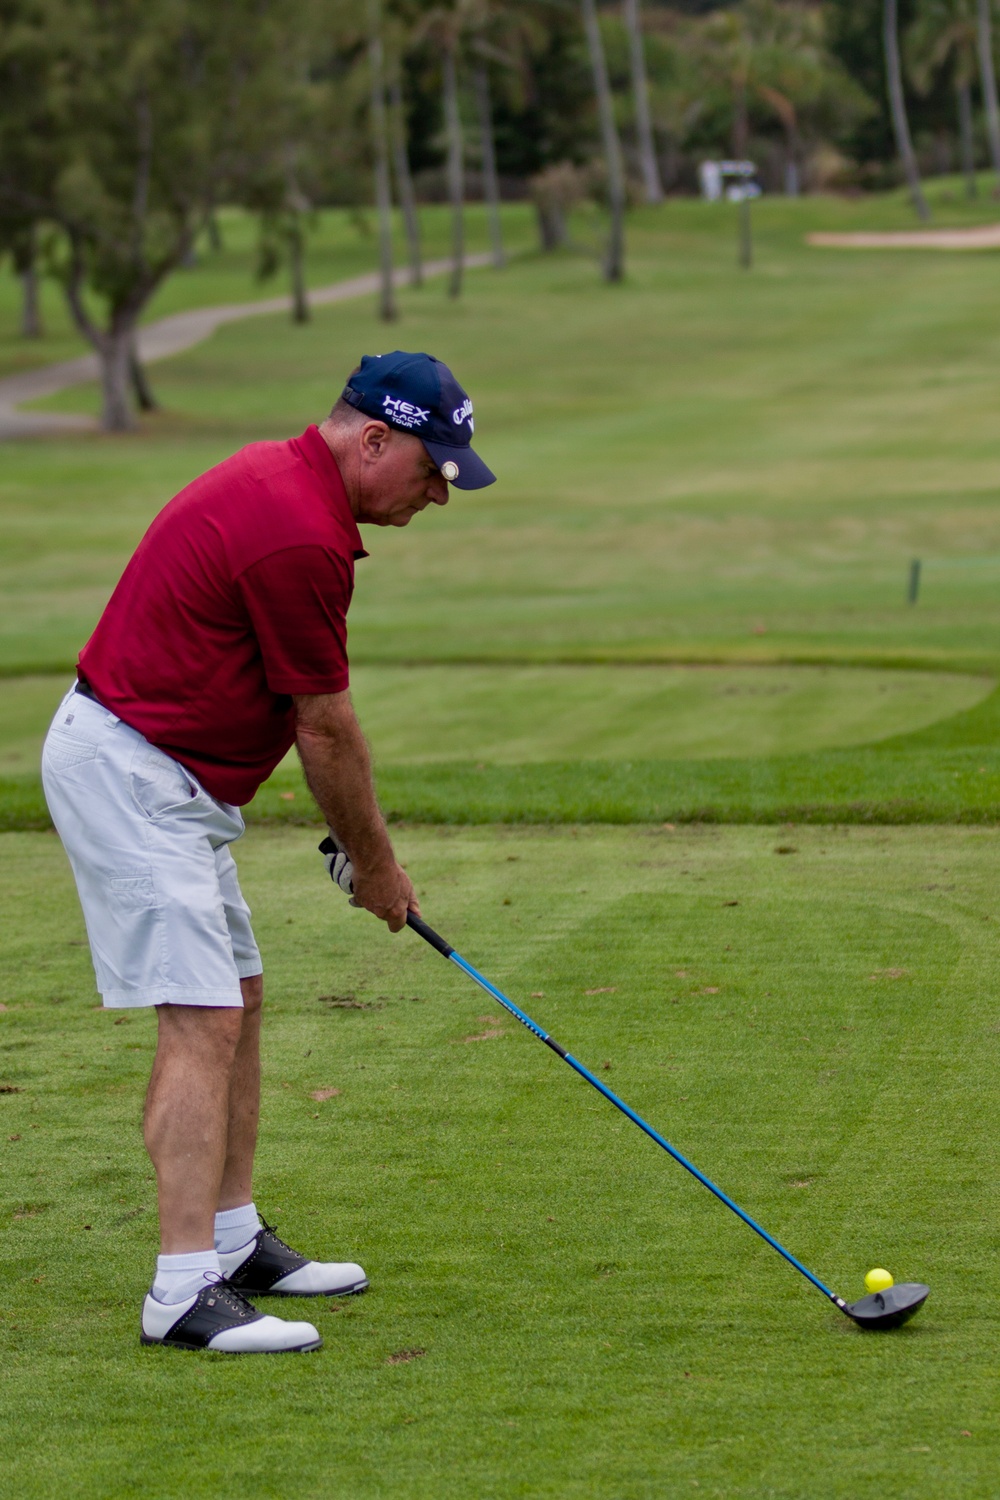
[422,440,496,490]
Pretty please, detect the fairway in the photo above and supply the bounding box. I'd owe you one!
[5,193,1000,679]
[2,823,998,1498]
[4,195,1000,828]
[3,187,1000,1496]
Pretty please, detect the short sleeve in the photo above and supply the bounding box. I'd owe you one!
[236,545,353,694]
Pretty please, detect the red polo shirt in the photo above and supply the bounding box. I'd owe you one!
[78,426,366,805]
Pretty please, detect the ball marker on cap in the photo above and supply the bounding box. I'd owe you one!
[441,460,460,482]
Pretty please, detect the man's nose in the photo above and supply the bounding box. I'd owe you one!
[428,477,450,506]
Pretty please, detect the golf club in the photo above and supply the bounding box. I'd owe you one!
[406,912,929,1331]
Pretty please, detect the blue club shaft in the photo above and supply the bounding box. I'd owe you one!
[407,912,843,1309]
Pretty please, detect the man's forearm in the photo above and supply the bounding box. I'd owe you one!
[295,711,393,867]
[294,690,417,932]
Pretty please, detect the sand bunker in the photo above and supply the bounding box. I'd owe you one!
[807,224,1000,250]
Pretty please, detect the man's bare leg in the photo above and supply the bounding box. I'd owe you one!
[218,974,262,1212]
[144,1004,243,1253]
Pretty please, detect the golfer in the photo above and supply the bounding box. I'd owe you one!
[42,351,495,1354]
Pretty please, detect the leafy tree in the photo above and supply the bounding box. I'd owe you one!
[623,0,664,202]
[369,0,398,321]
[242,1,353,325]
[885,0,931,216]
[0,216,43,336]
[581,0,627,281]
[0,1,64,340]
[975,0,1000,178]
[387,35,424,287]
[409,2,467,298]
[0,0,323,431]
[908,0,980,198]
[680,2,867,193]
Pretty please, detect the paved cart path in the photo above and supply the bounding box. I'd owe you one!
[807,223,1000,250]
[0,255,491,439]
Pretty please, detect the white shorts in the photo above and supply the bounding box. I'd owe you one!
[41,685,261,1009]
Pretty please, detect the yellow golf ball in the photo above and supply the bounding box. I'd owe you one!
[865,1267,894,1294]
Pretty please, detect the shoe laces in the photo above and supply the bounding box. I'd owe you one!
[258,1216,297,1256]
[200,1273,258,1319]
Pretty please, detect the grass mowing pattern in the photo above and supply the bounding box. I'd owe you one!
[2,823,998,1496]
[4,193,1000,829]
[3,665,997,831]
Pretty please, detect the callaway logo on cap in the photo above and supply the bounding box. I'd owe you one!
[341,351,496,490]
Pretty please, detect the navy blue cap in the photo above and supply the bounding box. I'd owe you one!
[341,351,496,490]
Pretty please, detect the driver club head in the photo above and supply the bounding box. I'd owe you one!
[842,1282,929,1330]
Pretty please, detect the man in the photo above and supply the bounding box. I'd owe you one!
[42,351,495,1354]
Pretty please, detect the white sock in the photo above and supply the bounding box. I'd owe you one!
[214,1201,262,1255]
[152,1250,222,1305]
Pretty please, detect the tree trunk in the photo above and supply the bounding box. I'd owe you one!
[289,223,310,323]
[581,0,626,282]
[13,224,43,338]
[883,0,930,220]
[443,43,465,300]
[207,210,223,252]
[738,195,752,269]
[732,78,749,159]
[100,326,137,432]
[622,0,663,205]
[389,69,423,287]
[976,0,1000,180]
[784,123,800,196]
[129,339,158,411]
[535,199,567,252]
[474,64,505,269]
[20,262,42,339]
[958,77,978,198]
[368,0,397,322]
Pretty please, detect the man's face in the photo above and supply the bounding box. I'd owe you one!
[354,422,450,526]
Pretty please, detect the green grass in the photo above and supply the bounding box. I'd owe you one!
[4,664,998,832]
[0,205,539,383]
[5,186,1000,1495]
[2,822,999,1497]
[4,189,1000,827]
[6,193,1000,672]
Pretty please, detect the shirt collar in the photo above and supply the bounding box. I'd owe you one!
[294,425,368,559]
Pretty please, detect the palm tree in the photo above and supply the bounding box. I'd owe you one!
[694,1,868,199]
[581,0,627,282]
[884,0,931,219]
[622,0,663,204]
[442,38,465,298]
[976,0,1000,179]
[387,53,423,287]
[412,3,466,298]
[908,0,980,199]
[473,59,505,268]
[368,0,397,321]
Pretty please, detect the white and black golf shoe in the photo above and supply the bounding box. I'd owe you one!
[141,1277,322,1353]
[218,1218,368,1298]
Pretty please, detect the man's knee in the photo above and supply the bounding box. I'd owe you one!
[240,973,263,1019]
[156,1002,245,1063]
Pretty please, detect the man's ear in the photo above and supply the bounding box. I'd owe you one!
[359,420,391,461]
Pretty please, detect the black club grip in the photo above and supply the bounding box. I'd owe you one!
[405,911,455,958]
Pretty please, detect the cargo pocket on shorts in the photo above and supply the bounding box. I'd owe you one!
[109,872,156,910]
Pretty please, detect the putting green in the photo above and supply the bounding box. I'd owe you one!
[346,663,991,763]
[1,665,990,782]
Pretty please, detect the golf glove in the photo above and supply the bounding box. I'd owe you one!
[319,831,354,896]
